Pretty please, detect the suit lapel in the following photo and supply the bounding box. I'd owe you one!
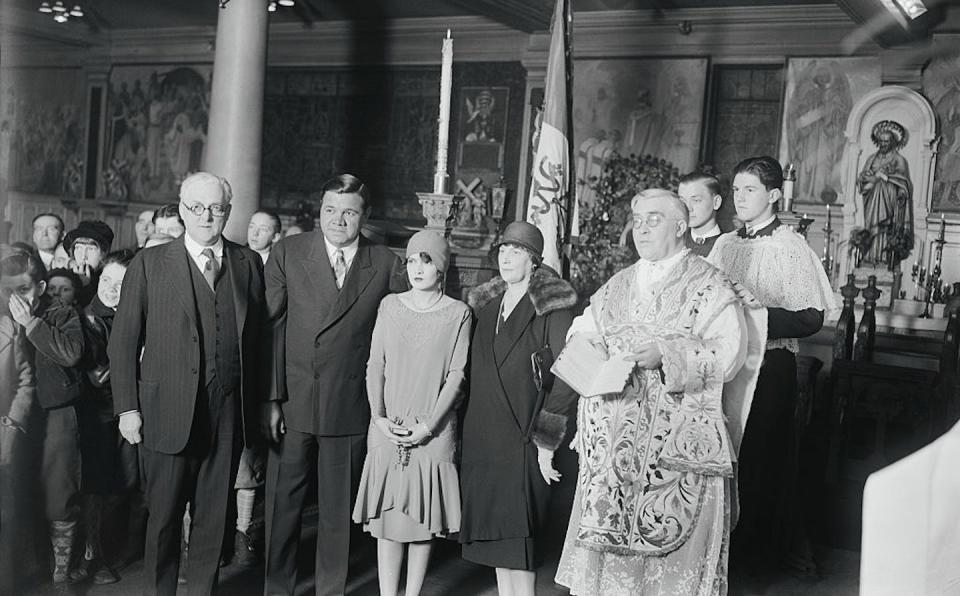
[317,243,376,336]
[493,293,535,368]
[166,237,198,328]
[223,240,248,339]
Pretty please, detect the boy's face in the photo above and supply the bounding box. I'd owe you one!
[97,263,126,309]
[0,273,45,315]
[46,276,78,306]
[733,172,779,227]
[73,239,104,270]
[678,180,721,230]
[247,213,280,252]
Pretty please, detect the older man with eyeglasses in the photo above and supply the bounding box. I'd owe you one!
[555,188,766,596]
[109,172,267,596]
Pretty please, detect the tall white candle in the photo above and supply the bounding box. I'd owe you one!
[434,30,453,194]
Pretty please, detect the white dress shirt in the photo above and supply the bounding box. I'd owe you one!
[324,236,359,272]
[745,214,777,235]
[690,223,721,243]
[183,233,224,273]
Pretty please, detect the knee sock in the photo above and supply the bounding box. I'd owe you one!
[236,489,255,535]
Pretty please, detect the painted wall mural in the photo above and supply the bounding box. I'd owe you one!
[779,57,881,205]
[105,64,212,203]
[0,68,86,197]
[572,57,709,207]
[924,52,960,212]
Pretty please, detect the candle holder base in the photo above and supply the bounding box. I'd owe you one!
[417,192,462,233]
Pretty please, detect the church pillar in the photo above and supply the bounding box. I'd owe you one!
[204,0,268,243]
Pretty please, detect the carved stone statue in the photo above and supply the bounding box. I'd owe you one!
[857,120,913,264]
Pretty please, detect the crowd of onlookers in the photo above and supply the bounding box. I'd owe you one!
[0,204,293,594]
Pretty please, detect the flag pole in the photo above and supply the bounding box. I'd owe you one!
[561,0,575,280]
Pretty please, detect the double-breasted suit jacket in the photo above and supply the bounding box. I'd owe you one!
[264,233,405,435]
[109,236,266,454]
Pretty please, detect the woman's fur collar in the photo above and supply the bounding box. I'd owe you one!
[467,266,578,316]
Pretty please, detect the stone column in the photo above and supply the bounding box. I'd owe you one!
[203,0,268,242]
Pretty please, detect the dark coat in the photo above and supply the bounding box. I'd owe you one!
[24,297,85,410]
[0,316,33,427]
[264,232,405,436]
[108,237,266,454]
[459,267,578,543]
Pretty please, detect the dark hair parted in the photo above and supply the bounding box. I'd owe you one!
[153,203,184,225]
[1,244,46,283]
[254,210,282,235]
[32,212,65,231]
[319,174,371,211]
[678,171,722,196]
[103,248,136,269]
[733,156,783,191]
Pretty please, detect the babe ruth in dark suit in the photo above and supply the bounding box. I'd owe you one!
[109,172,266,596]
[262,174,404,596]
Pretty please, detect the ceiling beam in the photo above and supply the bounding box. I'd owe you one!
[443,0,552,33]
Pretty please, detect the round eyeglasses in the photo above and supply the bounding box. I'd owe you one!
[632,213,677,229]
[180,201,230,218]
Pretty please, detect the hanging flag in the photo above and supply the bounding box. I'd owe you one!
[525,0,574,274]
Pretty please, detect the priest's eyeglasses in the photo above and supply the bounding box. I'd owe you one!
[632,213,677,229]
[181,201,231,218]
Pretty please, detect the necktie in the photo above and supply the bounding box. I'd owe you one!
[695,236,705,245]
[201,248,219,291]
[334,249,347,289]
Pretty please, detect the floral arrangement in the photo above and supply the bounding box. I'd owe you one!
[886,227,914,265]
[571,154,680,299]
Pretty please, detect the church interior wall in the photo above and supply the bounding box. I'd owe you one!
[1,5,959,253]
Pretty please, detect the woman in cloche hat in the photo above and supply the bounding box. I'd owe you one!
[459,221,579,596]
[352,230,471,596]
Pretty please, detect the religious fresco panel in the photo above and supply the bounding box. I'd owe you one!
[104,64,213,204]
[779,57,881,205]
[924,52,960,213]
[572,57,709,200]
[0,67,86,198]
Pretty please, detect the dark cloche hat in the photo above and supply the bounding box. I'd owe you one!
[495,221,544,258]
[63,220,114,254]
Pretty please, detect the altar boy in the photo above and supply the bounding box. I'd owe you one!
[709,156,838,574]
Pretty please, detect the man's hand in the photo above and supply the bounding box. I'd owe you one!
[396,422,432,447]
[537,446,561,484]
[8,295,35,328]
[119,411,143,445]
[623,340,662,370]
[262,402,286,444]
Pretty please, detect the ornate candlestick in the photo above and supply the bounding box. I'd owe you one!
[920,214,946,318]
[834,273,860,361]
[822,204,834,282]
[854,275,881,362]
[418,30,460,232]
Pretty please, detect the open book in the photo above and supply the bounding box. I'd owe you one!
[550,336,635,397]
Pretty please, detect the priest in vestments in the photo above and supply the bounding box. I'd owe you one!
[555,189,766,596]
